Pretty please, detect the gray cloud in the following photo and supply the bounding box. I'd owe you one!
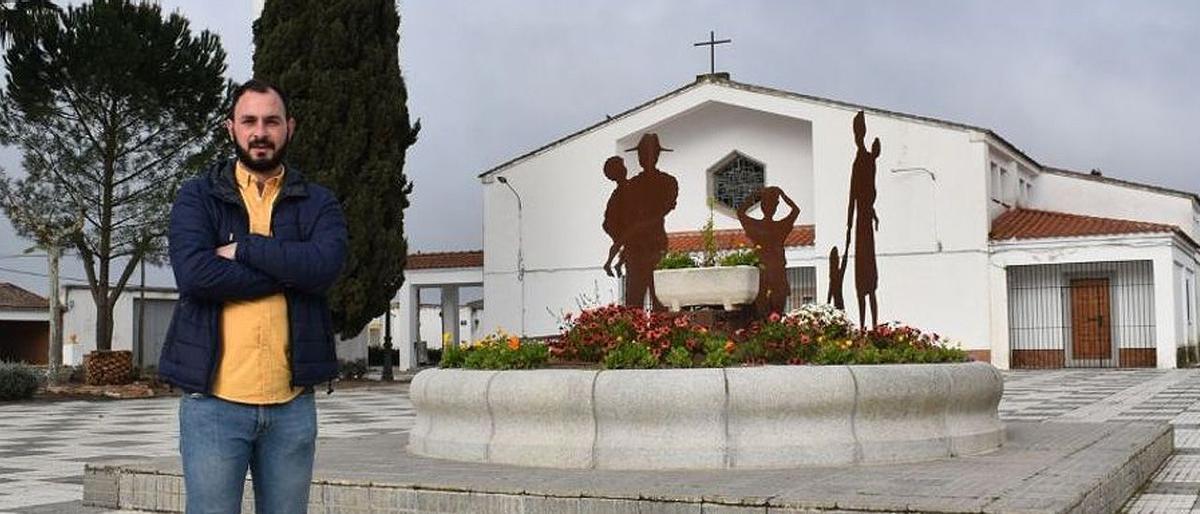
[1,0,1196,294]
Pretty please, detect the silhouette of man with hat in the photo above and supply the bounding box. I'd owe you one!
[618,133,678,310]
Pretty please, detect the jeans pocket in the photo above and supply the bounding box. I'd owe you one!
[186,392,206,400]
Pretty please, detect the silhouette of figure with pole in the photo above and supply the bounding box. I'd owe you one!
[737,186,799,318]
[843,111,881,329]
[601,156,631,277]
[617,133,679,311]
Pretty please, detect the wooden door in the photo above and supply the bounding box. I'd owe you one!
[1070,278,1112,360]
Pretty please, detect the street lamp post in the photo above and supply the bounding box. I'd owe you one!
[496,176,525,335]
[891,167,941,252]
[381,299,394,381]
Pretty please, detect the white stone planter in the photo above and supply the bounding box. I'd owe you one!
[653,266,759,311]
[408,362,1005,470]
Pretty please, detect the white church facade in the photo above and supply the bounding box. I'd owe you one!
[393,74,1200,370]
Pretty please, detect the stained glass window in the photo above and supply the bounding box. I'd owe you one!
[712,153,765,210]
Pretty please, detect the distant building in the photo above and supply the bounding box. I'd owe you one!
[60,285,368,369]
[393,74,1199,370]
[62,285,178,368]
[0,282,49,365]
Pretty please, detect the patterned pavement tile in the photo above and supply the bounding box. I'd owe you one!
[0,382,413,512]
[2,369,1200,512]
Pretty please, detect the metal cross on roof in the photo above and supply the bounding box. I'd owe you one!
[693,30,732,75]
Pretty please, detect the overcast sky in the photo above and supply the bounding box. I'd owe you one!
[1,0,1197,295]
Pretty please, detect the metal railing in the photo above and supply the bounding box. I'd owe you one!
[1007,260,1155,368]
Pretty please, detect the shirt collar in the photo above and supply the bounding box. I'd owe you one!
[234,161,286,192]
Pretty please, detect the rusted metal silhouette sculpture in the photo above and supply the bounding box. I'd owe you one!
[606,133,679,311]
[842,110,881,329]
[826,246,846,310]
[602,156,630,278]
[738,186,799,318]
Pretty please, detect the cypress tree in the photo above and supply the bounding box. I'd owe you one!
[253,0,419,338]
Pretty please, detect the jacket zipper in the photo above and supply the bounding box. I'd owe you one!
[206,198,252,394]
[270,189,300,388]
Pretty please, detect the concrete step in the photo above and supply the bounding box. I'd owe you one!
[84,421,1172,513]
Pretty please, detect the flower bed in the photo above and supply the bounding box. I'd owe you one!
[421,305,999,470]
[441,304,968,370]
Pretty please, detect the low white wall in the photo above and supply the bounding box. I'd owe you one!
[409,363,1004,470]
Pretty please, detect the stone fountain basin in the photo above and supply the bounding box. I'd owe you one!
[407,362,1004,470]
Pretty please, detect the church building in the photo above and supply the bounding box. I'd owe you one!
[394,73,1200,370]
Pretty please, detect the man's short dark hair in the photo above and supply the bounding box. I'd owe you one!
[229,79,291,120]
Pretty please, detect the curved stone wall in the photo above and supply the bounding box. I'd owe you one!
[408,362,1004,470]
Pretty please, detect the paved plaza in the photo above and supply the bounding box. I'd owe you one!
[1,370,1200,513]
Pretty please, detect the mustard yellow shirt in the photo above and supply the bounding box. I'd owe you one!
[212,162,303,404]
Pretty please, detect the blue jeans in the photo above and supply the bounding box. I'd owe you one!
[179,391,317,514]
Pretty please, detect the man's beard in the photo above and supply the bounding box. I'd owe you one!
[235,137,288,173]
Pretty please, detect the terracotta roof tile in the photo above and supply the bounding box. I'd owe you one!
[0,282,48,310]
[990,208,1178,242]
[407,251,484,270]
[667,225,815,253]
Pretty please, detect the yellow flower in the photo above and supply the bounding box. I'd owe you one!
[724,340,736,353]
[507,335,521,351]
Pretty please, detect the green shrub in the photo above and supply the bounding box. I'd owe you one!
[664,346,693,368]
[440,331,549,370]
[439,343,467,368]
[44,364,81,385]
[601,342,658,369]
[657,251,697,270]
[701,338,735,368]
[719,248,760,267]
[338,359,368,380]
[461,341,549,370]
[0,361,40,401]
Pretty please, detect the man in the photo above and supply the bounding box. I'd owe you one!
[843,110,881,329]
[159,79,347,514]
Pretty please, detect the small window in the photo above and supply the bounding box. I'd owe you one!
[1188,278,1194,326]
[990,162,1002,201]
[710,152,765,210]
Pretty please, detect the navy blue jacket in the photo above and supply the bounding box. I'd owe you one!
[159,159,348,394]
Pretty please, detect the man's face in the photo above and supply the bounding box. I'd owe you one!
[638,148,658,171]
[226,89,294,173]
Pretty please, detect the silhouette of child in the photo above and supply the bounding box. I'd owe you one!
[602,156,630,277]
[738,186,800,318]
[826,246,846,310]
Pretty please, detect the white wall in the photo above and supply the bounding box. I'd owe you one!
[1033,172,1200,243]
[483,80,994,339]
[417,305,475,348]
[61,287,177,355]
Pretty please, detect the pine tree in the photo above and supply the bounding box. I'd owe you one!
[0,0,229,351]
[253,0,419,337]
